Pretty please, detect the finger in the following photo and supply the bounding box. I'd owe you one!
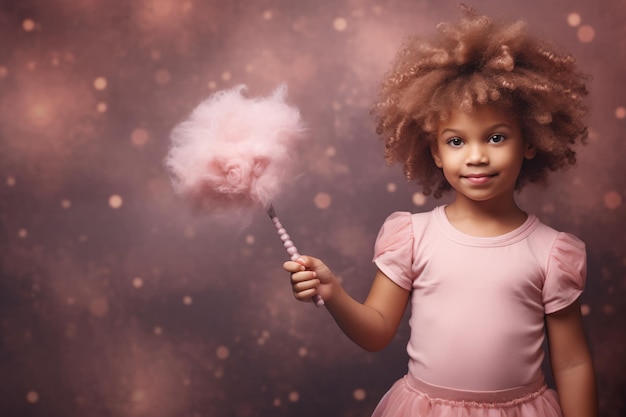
[290,270,316,283]
[293,287,318,301]
[294,255,314,268]
[292,277,320,292]
[283,260,305,273]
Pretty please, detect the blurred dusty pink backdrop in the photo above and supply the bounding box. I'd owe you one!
[0,0,624,416]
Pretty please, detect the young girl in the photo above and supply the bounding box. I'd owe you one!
[283,7,598,417]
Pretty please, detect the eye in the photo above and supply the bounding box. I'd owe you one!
[488,134,506,144]
[447,137,463,147]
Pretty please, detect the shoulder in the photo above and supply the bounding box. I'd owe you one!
[529,218,586,255]
[375,211,413,252]
[373,209,437,290]
[378,207,437,236]
[530,218,587,313]
[374,207,436,250]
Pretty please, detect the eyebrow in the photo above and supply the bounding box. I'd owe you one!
[439,123,513,136]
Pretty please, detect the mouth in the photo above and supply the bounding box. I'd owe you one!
[461,173,497,185]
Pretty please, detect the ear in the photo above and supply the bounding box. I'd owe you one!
[524,142,536,160]
[431,142,443,168]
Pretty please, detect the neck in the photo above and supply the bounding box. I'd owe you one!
[445,193,527,236]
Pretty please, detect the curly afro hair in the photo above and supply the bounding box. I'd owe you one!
[372,5,590,198]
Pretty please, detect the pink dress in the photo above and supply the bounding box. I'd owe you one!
[371,206,586,417]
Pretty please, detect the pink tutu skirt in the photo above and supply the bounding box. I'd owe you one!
[372,374,562,417]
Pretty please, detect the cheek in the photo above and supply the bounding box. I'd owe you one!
[434,149,462,170]
[498,151,526,174]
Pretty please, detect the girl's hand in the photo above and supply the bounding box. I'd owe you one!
[283,256,337,303]
[285,257,410,351]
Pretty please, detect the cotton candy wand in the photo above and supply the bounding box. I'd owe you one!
[165,84,324,307]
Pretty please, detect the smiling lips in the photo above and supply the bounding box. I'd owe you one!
[462,173,497,185]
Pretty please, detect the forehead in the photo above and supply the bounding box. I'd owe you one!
[437,104,520,133]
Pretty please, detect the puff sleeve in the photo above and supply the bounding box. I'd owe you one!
[372,212,414,291]
[543,232,587,314]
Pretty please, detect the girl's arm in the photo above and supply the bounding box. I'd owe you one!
[285,256,410,352]
[545,299,598,417]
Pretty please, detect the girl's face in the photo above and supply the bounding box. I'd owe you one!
[432,104,536,204]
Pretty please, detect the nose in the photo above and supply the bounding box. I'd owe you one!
[465,143,489,165]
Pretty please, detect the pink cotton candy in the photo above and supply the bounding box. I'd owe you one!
[165,84,305,213]
[166,85,324,306]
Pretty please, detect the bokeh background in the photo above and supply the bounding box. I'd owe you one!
[0,0,624,416]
